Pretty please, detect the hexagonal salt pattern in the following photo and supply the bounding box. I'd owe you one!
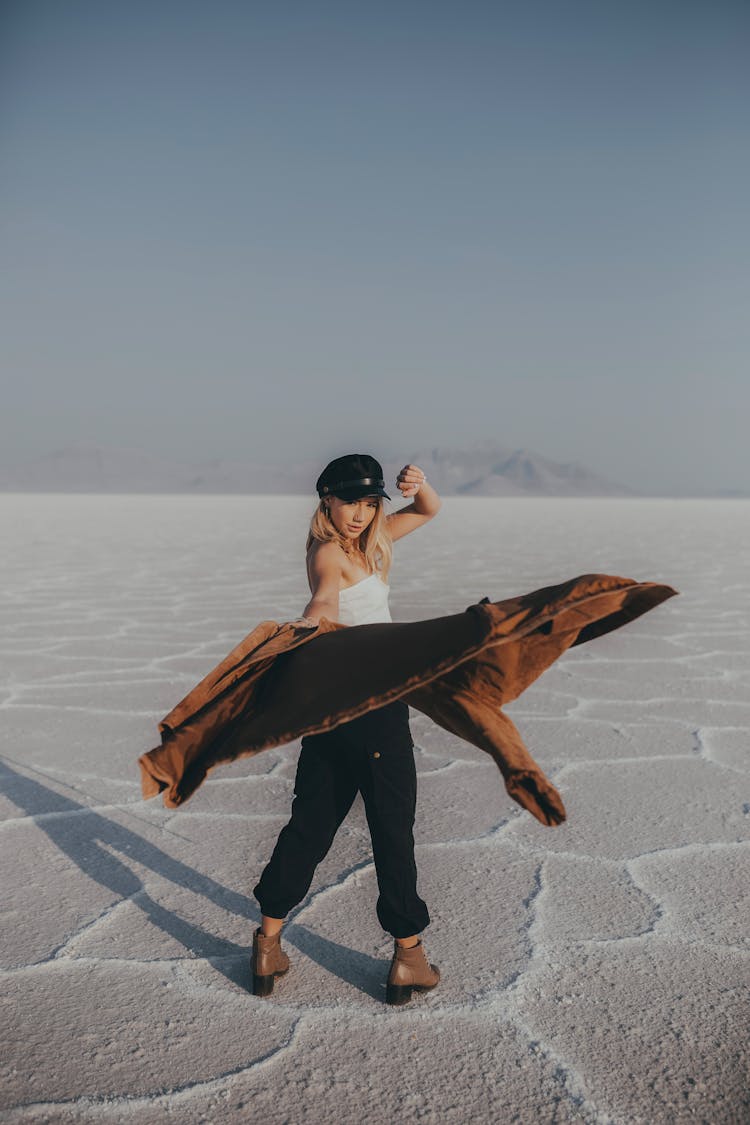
[2,494,748,1123]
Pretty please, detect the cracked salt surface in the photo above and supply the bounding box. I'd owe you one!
[2,495,749,1123]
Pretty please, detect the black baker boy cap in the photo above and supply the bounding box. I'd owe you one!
[316,453,391,501]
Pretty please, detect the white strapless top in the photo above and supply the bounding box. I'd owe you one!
[337,572,392,626]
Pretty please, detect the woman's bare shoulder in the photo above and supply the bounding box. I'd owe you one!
[306,540,345,588]
[307,539,343,565]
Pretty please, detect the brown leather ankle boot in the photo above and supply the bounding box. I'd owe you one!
[252,926,290,997]
[386,937,440,1006]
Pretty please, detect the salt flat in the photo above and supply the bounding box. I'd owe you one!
[1,494,748,1124]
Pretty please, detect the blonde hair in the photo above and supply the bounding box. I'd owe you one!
[306,496,393,583]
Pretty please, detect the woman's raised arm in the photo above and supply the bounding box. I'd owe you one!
[386,463,441,542]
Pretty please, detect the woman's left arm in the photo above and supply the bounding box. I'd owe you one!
[387,463,442,541]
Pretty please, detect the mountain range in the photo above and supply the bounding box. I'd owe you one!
[0,442,638,496]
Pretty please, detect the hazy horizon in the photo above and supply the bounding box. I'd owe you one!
[2,439,749,498]
[2,1,748,495]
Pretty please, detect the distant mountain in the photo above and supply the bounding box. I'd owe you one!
[0,444,321,495]
[382,444,637,497]
[0,445,192,493]
[0,441,638,496]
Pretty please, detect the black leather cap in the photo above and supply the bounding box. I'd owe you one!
[316,454,391,501]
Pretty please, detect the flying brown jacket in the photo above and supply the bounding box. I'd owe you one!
[138,572,677,827]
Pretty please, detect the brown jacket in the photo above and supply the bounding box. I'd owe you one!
[138,572,677,827]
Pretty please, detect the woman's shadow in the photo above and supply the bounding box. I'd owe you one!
[1,759,385,999]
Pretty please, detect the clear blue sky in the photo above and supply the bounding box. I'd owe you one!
[1,0,747,494]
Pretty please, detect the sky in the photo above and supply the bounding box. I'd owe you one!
[1,0,748,495]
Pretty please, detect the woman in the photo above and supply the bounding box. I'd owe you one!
[251,452,443,1005]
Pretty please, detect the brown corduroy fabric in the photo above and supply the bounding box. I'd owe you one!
[138,573,677,827]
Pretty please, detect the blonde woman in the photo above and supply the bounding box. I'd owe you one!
[252,453,443,1005]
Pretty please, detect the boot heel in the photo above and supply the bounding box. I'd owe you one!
[386,983,413,1005]
[253,973,276,997]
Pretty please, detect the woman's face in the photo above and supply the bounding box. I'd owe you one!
[326,495,380,542]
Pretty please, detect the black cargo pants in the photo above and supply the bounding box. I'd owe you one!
[253,699,430,938]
